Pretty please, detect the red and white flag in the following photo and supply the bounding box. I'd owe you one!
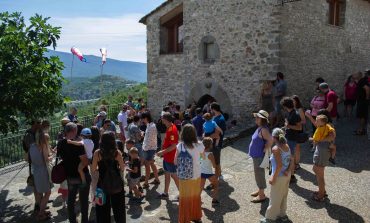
[100,48,107,65]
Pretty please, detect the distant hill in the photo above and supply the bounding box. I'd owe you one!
[46,50,147,83]
[62,74,136,100]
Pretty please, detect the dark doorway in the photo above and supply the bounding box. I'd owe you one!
[197,94,215,112]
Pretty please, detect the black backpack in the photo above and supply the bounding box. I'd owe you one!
[100,155,123,195]
[22,129,35,153]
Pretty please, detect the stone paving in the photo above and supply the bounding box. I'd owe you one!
[0,117,369,223]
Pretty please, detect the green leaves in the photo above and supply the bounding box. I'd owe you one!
[0,12,65,134]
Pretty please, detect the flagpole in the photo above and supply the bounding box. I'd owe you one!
[70,54,75,83]
[100,64,104,98]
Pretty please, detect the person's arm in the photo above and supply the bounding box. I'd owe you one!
[208,153,216,169]
[93,115,100,125]
[157,143,177,156]
[261,128,273,153]
[215,125,223,136]
[115,150,125,172]
[326,102,334,112]
[67,139,84,146]
[91,150,100,172]
[299,109,306,125]
[305,111,317,127]
[321,130,336,142]
[286,122,302,131]
[269,148,282,185]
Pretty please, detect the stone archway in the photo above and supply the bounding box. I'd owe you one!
[186,80,232,119]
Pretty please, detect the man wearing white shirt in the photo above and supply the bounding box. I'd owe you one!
[118,104,130,142]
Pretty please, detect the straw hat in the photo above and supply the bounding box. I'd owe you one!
[253,110,269,123]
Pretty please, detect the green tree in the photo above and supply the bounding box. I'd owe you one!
[0,12,64,134]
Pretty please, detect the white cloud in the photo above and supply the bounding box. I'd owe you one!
[50,14,147,63]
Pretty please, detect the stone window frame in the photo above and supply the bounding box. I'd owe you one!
[327,0,346,27]
[159,4,184,55]
[198,35,220,64]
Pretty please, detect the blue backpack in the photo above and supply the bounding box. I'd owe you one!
[177,143,193,180]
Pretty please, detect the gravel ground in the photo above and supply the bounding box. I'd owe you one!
[0,117,369,223]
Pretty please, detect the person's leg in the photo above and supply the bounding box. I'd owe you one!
[295,144,301,166]
[111,191,125,223]
[252,158,266,199]
[170,173,179,190]
[96,194,111,223]
[265,177,285,221]
[79,177,91,223]
[39,191,51,215]
[279,176,290,218]
[144,161,151,186]
[209,175,219,201]
[317,166,326,197]
[164,172,171,195]
[33,190,42,213]
[150,160,160,182]
[67,183,78,223]
[213,146,221,179]
[78,162,86,184]
[200,177,206,190]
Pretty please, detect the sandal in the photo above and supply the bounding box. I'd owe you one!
[151,179,160,185]
[205,184,214,190]
[142,183,149,189]
[313,191,328,197]
[250,191,259,197]
[312,193,325,202]
[251,196,267,203]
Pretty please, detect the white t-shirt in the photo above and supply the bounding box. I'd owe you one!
[117,111,130,128]
[82,139,94,160]
[176,142,205,179]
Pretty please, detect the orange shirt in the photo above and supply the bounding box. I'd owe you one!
[162,124,178,164]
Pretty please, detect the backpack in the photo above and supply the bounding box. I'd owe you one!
[156,118,167,133]
[22,129,35,153]
[99,154,124,195]
[176,143,193,180]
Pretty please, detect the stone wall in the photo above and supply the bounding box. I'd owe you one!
[145,0,281,124]
[279,0,370,105]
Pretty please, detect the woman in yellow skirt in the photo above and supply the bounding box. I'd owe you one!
[175,124,205,223]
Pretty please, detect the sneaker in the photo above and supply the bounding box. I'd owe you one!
[289,175,297,184]
[205,184,214,190]
[279,215,289,222]
[157,193,169,199]
[260,218,276,223]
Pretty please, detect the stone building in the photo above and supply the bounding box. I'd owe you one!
[140,0,370,124]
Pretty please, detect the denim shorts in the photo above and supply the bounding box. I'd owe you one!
[163,161,177,174]
[201,173,215,179]
[287,140,297,155]
[142,150,156,161]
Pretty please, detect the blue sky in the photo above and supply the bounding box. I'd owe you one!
[0,0,166,62]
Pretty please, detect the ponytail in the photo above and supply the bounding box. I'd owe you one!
[272,128,287,145]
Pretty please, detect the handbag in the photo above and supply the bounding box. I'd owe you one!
[51,157,66,184]
[26,152,34,187]
[259,149,270,169]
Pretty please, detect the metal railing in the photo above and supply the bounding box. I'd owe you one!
[0,104,122,168]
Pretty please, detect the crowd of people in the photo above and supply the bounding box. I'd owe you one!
[254,71,369,223]
[21,70,369,223]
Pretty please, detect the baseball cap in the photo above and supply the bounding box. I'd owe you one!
[99,111,107,117]
[319,82,329,89]
[81,128,92,136]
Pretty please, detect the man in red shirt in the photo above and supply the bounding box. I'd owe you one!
[156,112,179,198]
[319,83,338,124]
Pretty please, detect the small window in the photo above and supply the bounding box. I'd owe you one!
[328,0,346,26]
[160,5,183,54]
[198,35,220,64]
[205,42,216,62]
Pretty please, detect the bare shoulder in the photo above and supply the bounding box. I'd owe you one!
[271,146,280,154]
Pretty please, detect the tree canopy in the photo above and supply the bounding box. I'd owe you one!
[0,12,65,134]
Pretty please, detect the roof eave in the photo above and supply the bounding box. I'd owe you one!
[139,0,173,25]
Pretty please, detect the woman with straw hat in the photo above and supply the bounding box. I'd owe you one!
[249,110,273,203]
